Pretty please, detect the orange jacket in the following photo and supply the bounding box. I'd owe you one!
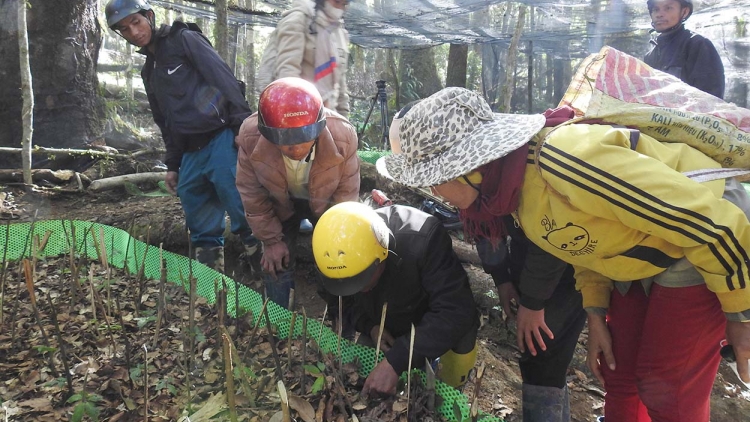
[235,109,360,245]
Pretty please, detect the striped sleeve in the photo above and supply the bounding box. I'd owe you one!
[539,125,750,316]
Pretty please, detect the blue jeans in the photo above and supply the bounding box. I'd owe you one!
[177,128,255,248]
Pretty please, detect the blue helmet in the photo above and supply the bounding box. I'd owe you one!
[105,0,152,29]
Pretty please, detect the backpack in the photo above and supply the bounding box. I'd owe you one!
[171,21,247,100]
[561,46,750,172]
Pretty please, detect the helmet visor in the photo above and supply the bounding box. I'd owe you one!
[317,259,381,297]
[258,113,327,146]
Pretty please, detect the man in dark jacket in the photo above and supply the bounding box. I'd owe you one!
[312,202,479,395]
[105,0,257,272]
[644,0,724,98]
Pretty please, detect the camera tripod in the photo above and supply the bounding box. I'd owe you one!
[357,80,390,149]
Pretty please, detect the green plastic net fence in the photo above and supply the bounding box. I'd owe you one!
[3,220,500,422]
[357,150,390,165]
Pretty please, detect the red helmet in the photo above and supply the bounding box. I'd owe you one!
[258,77,326,145]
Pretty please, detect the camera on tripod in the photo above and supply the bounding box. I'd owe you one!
[357,80,390,150]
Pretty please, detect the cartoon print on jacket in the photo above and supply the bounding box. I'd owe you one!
[542,222,591,253]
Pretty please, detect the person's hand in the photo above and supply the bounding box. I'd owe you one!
[362,359,399,398]
[165,171,179,195]
[496,282,520,321]
[260,242,289,278]
[516,305,553,356]
[726,320,750,383]
[586,314,615,387]
[369,325,396,352]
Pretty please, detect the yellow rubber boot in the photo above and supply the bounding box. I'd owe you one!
[438,341,478,388]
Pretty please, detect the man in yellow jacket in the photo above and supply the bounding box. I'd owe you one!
[377,87,750,422]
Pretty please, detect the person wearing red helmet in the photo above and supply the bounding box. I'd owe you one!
[235,77,360,308]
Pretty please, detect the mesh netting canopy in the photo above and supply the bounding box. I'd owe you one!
[152,0,750,55]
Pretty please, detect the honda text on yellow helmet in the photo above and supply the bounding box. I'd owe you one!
[312,202,390,297]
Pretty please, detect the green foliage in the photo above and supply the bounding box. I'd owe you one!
[68,390,102,422]
[129,363,144,384]
[156,376,177,395]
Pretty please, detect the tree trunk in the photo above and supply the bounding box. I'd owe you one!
[499,5,526,113]
[398,47,442,105]
[214,0,229,62]
[446,44,468,88]
[17,0,33,186]
[0,0,104,169]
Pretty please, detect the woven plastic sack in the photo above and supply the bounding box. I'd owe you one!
[560,46,750,168]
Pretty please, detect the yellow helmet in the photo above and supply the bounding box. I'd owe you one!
[312,202,390,296]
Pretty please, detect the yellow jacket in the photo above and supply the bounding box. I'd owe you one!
[517,124,750,317]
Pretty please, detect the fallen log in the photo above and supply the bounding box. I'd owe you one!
[0,169,89,185]
[88,172,167,192]
[0,146,165,160]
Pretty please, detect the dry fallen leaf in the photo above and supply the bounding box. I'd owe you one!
[289,394,316,422]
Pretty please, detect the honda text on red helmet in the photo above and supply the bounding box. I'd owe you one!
[258,78,326,146]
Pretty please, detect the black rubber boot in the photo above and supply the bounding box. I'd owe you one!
[195,246,225,273]
[522,383,571,422]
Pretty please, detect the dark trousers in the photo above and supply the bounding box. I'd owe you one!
[263,199,316,308]
[518,276,586,389]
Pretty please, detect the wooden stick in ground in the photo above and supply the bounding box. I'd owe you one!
[188,268,197,375]
[116,296,134,389]
[288,287,295,311]
[136,226,152,312]
[424,357,436,411]
[277,380,292,422]
[220,326,256,407]
[152,244,166,349]
[222,332,239,422]
[375,302,388,365]
[470,362,486,422]
[287,310,297,370]
[300,307,308,394]
[23,259,59,378]
[316,304,328,350]
[241,297,270,362]
[45,293,74,399]
[263,305,284,381]
[0,219,10,325]
[406,323,416,422]
[143,344,149,421]
[88,265,118,355]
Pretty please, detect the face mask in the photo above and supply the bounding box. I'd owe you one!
[323,2,345,20]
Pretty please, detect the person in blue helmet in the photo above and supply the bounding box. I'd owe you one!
[644,0,725,98]
[104,0,258,273]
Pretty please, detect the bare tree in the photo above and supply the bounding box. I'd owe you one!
[446,44,469,88]
[215,0,229,62]
[17,0,33,186]
[0,0,104,169]
[499,5,526,113]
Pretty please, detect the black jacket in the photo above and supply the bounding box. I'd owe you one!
[350,205,478,374]
[476,216,570,311]
[644,25,725,99]
[139,22,252,172]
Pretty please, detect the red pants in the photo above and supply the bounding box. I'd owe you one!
[602,282,725,422]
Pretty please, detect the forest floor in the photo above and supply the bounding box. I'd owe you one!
[1,176,749,421]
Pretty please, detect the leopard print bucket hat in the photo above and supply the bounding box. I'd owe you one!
[376,87,546,187]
